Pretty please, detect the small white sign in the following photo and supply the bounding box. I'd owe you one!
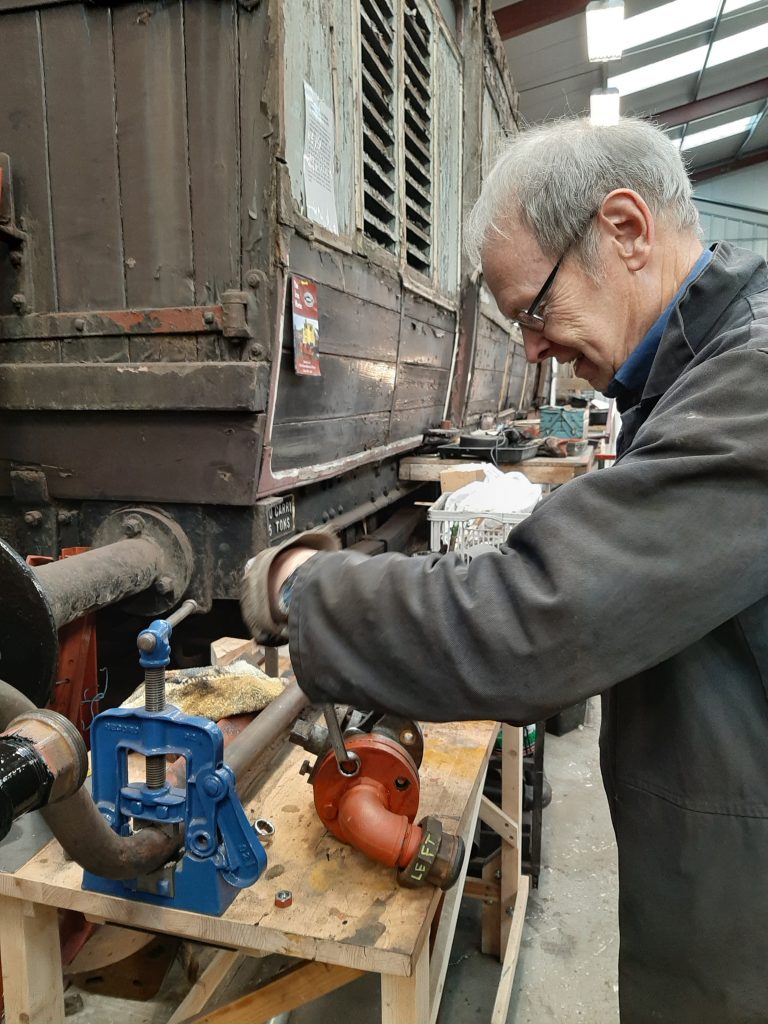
[303,81,339,235]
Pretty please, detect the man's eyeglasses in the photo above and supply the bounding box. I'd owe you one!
[514,255,564,333]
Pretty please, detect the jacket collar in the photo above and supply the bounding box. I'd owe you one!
[641,241,766,403]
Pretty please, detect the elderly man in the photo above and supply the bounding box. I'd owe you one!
[243,117,768,1023]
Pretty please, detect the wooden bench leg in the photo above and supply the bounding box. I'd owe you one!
[0,895,65,1024]
[381,942,429,1024]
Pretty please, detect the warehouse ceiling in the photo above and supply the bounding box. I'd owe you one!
[491,0,768,181]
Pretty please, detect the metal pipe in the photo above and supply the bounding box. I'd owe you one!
[33,537,165,628]
[0,675,307,878]
[0,711,88,841]
[227,682,311,803]
[0,680,180,878]
[0,679,39,729]
[41,792,181,879]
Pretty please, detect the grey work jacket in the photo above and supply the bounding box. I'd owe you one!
[289,242,768,1023]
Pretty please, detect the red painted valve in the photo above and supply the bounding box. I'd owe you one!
[311,733,463,890]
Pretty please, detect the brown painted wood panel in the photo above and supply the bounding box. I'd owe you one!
[390,403,443,441]
[398,315,454,368]
[274,351,396,422]
[40,5,125,311]
[0,10,56,313]
[0,411,261,505]
[113,0,194,308]
[474,317,509,371]
[290,236,402,314]
[466,367,505,414]
[401,290,455,333]
[393,363,449,410]
[0,362,268,411]
[185,0,240,303]
[313,285,400,362]
[239,0,278,348]
[270,412,391,471]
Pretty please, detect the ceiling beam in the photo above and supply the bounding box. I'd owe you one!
[690,146,768,183]
[494,0,586,41]
[654,79,768,129]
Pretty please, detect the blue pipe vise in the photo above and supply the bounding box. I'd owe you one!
[82,600,268,915]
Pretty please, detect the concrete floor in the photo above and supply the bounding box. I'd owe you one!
[68,699,619,1023]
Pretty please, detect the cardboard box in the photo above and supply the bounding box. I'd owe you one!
[439,466,486,494]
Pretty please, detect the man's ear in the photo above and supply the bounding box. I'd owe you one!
[597,189,653,271]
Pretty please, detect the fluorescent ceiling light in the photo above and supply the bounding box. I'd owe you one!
[608,46,705,94]
[586,0,625,62]
[679,115,756,150]
[590,87,621,125]
[608,23,768,95]
[623,0,760,52]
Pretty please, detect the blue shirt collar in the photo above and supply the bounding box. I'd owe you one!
[604,248,714,400]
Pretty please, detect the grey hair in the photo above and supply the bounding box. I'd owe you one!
[465,116,700,274]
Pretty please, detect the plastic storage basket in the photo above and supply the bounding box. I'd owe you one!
[428,492,531,560]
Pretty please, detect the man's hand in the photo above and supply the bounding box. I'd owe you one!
[240,530,340,646]
[268,546,318,620]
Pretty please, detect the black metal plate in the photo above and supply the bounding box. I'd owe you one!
[0,539,58,706]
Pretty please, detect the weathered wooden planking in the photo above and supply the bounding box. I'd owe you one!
[466,367,506,414]
[40,4,125,311]
[401,291,455,334]
[127,336,198,362]
[399,313,454,369]
[185,0,240,303]
[399,451,595,485]
[0,362,268,411]
[0,339,60,363]
[239,1,277,277]
[0,10,56,314]
[290,235,402,314]
[473,317,510,372]
[4,721,496,977]
[113,0,194,308]
[393,363,449,411]
[390,403,444,441]
[270,411,391,471]
[434,30,462,299]
[0,411,263,505]
[274,351,396,422]
[315,284,400,363]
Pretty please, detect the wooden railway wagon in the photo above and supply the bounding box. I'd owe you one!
[0,0,535,641]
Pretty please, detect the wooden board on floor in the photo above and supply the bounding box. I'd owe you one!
[399,449,595,486]
[0,721,497,980]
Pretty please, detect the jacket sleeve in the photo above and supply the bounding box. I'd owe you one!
[288,345,768,723]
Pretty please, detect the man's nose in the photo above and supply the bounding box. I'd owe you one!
[521,328,550,364]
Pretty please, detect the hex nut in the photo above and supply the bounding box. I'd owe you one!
[274,889,293,908]
[123,514,144,537]
[23,510,43,527]
[155,575,174,595]
[254,818,276,845]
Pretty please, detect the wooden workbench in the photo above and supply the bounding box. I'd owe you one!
[400,447,595,486]
[0,716,528,1024]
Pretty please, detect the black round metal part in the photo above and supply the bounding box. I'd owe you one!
[0,540,58,706]
[0,734,54,840]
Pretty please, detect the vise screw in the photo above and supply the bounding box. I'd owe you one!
[82,600,268,915]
